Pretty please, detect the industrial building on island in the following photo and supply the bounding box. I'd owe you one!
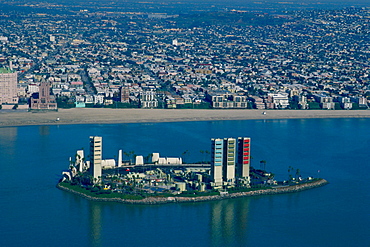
[62,135,252,192]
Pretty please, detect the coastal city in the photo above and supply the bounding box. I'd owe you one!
[2,1,365,246]
[0,5,369,111]
[59,136,325,202]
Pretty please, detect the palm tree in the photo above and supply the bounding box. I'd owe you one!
[182,150,189,163]
[200,150,205,163]
[295,169,301,181]
[205,150,210,164]
[260,160,267,171]
[144,153,153,164]
[123,151,130,162]
[287,166,294,182]
[129,151,135,164]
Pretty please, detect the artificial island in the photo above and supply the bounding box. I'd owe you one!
[57,136,328,204]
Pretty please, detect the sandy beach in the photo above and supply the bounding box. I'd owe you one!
[1,108,370,127]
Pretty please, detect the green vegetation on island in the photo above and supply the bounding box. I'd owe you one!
[57,177,328,204]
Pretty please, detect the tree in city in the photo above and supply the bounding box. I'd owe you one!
[144,153,153,164]
[182,150,190,163]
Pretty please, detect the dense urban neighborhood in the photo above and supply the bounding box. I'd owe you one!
[0,5,369,110]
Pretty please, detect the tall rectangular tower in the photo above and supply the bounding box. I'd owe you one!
[120,86,129,103]
[237,137,251,180]
[223,138,236,185]
[89,136,102,182]
[0,68,18,105]
[30,81,57,110]
[211,138,223,187]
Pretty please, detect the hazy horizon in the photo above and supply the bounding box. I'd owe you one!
[0,1,368,17]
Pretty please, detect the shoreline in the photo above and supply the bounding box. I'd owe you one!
[57,179,329,205]
[1,108,370,127]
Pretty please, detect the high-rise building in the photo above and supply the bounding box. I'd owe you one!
[211,137,251,188]
[237,137,251,184]
[0,67,18,105]
[30,80,57,110]
[89,136,102,182]
[223,138,236,185]
[211,138,224,187]
[120,86,129,103]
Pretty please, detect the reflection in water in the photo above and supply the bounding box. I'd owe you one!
[39,126,50,136]
[0,127,17,157]
[0,127,17,143]
[210,198,250,247]
[89,202,102,247]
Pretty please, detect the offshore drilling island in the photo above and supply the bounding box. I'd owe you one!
[57,136,328,204]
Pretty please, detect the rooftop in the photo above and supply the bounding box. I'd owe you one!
[0,67,15,74]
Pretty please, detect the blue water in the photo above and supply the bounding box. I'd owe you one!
[0,118,369,247]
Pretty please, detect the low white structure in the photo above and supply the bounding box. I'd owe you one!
[152,153,160,163]
[135,155,144,165]
[127,172,146,179]
[152,153,182,165]
[62,170,74,181]
[175,182,186,192]
[268,93,289,109]
[165,157,182,165]
[102,159,116,169]
[158,157,167,164]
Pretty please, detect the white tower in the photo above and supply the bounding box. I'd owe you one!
[223,138,236,186]
[76,150,85,172]
[211,138,223,187]
[118,149,122,167]
[89,136,102,183]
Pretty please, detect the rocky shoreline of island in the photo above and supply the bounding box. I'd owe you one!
[56,178,329,205]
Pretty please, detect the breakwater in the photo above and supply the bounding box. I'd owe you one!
[57,179,328,205]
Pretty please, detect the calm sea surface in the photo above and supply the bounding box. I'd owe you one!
[0,118,369,247]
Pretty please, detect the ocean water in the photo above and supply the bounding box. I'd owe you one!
[0,118,369,247]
